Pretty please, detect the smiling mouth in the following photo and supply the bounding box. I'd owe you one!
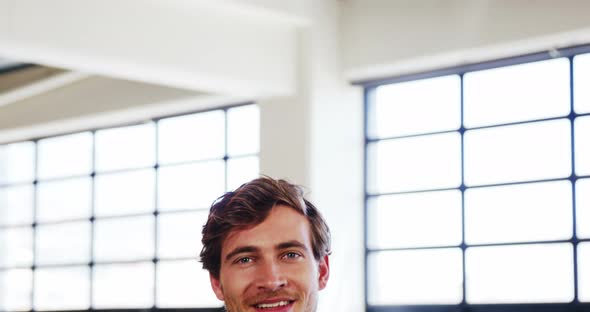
[253,300,295,310]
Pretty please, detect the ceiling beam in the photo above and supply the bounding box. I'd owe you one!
[0,0,298,97]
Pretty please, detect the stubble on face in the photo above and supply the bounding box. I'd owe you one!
[211,205,329,312]
[220,282,319,312]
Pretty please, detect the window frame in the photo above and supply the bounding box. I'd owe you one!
[362,44,590,312]
[0,102,257,312]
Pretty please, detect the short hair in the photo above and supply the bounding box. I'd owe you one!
[200,176,331,279]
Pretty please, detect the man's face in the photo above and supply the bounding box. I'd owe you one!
[210,204,329,312]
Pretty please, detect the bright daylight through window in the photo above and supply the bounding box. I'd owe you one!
[365,48,590,311]
[0,104,259,311]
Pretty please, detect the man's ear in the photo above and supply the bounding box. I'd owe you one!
[209,273,225,301]
[318,255,330,290]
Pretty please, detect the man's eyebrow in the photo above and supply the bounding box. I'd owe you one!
[224,246,259,262]
[276,240,307,251]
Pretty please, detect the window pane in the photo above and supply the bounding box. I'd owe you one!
[465,180,573,244]
[93,262,154,308]
[157,211,208,259]
[158,161,224,211]
[158,110,225,164]
[94,216,154,262]
[577,178,590,239]
[227,156,259,191]
[367,132,461,194]
[574,53,590,114]
[0,269,32,311]
[227,105,260,156]
[368,248,463,305]
[34,266,90,310]
[95,123,155,172]
[0,185,34,226]
[37,177,92,223]
[94,169,155,217]
[156,260,222,308]
[367,190,462,249]
[0,227,33,268]
[38,132,93,180]
[575,116,590,176]
[36,222,91,266]
[0,141,35,185]
[579,242,590,302]
[464,58,570,128]
[369,75,461,138]
[464,119,571,186]
[465,243,574,303]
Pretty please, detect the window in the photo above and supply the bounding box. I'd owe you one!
[364,46,590,311]
[0,104,259,312]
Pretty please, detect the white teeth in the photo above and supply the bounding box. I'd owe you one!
[256,300,289,309]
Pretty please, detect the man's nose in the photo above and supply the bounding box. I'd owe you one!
[256,260,287,290]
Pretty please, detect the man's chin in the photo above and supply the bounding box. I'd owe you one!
[224,300,298,312]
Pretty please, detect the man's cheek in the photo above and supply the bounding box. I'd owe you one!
[223,270,250,295]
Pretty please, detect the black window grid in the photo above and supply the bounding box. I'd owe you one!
[361,44,590,312]
[0,102,258,312]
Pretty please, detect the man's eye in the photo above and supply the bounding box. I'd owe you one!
[284,252,301,259]
[237,257,252,264]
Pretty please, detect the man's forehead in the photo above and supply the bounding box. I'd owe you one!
[220,205,313,256]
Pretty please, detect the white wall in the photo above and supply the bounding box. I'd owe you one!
[342,0,590,81]
[260,1,365,310]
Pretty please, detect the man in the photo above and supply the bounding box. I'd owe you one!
[200,176,331,312]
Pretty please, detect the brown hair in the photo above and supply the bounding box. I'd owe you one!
[200,176,331,279]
